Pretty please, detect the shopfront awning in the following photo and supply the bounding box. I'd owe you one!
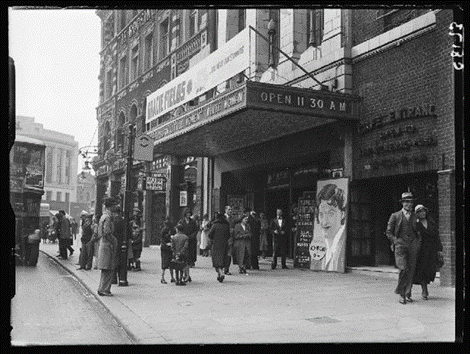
[147,81,361,157]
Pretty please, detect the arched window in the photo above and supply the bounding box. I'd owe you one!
[130,104,138,122]
[103,121,111,153]
[116,111,126,151]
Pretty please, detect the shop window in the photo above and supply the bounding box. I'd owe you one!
[131,45,139,82]
[159,18,170,60]
[307,9,324,47]
[144,32,153,71]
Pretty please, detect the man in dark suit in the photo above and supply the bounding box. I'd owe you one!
[248,209,261,270]
[223,205,237,275]
[386,192,421,304]
[270,208,289,269]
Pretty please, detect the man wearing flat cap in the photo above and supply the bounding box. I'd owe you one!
[386,191,421,304]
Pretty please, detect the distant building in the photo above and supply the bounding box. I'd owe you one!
[16,115,79,218]
[76,171,96,213]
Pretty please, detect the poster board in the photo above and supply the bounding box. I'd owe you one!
[227,194,244,221]
[294,193,315,268]
[309,178,349,273]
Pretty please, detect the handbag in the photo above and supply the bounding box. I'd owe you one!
[436,252,444,269]
[170,256,186,271]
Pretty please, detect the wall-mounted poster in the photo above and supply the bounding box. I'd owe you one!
[180,191,188,207]
[309,178,349,273]
[227,195,244,221]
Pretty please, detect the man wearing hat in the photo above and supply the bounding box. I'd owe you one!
[77,211,93,270]
[386,192,421,304]
[97,197,119,296]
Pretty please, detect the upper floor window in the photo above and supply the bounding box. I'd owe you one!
[159,18,170,60]
[119,55,128,89]
[144,33,153,71]
[171,11,181,52]
[238,9,246,32]
[46,147,53,183]
[56,149,63,184]
[46,191,52,201]
[56,191,62,202]
[65,192,70,203]
[189,10,198,38]
[105,69,113,99]
[65,150,71,185]
[307,9,324,47]
[131,45,139,82]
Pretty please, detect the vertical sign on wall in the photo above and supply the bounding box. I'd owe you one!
[180,190,188,207]
[294,194,315,268]
[309,178,349,272]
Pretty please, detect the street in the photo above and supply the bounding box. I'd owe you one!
[26,241,457,344]
[11,252,134,346]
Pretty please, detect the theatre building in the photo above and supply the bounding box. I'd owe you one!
[95,9,456,286]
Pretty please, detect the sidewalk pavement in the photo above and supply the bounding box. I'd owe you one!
[39,239,456,344]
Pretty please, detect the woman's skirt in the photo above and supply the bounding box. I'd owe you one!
[161,245,172,270]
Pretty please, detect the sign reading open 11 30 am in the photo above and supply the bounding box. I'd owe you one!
[133,134,154,161]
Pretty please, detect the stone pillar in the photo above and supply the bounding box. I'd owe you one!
[437,169,455,286]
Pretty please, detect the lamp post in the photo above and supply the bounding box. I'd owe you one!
[119,123,135,287]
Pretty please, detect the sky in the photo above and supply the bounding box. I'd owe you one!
[9,7,101,173]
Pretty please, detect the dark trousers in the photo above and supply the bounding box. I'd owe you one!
[78,241,88,268]
[85,241,94,269]
[98,269,114,293]
[59,238,68,259]
[224,244,233,273]
[394,238,421,297]
[250,237,259,269]
[272,235,287,268]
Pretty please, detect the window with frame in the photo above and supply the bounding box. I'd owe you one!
[56,149,63,184]
[46,147,53,183]
[238,9,246,32]
[120,11,127,32]
[171,11,181,52]
[307,9,324,47]
[46,191,52,201]
[119,55,128,89]
[65,150,71,185]
[105,69,113,99]
[131,45,139,82]
[144,33,153,71]
[56,191,62,202]
[189,9,198,37]
[159,18,170,60]
[65,192,70,203]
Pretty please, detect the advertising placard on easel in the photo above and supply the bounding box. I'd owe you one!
[294,192,315,269]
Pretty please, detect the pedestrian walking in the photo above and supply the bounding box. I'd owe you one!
[270,208,289,269]
[171,224,189,286]
[111,206,124,283]
[130,220,143,271]
[160,217,176,284]
[233,215,252,274]
[97,197,118,296]
[207,212,231,282]
[223,205,237,276]
[199,214,211,257]
[57,211,73,259]
[259,212,269,258]
[386,191,421,304]
[413,204,443,300]
[248,209,261,270]
[179,207,198,282]
[78,211,93,270]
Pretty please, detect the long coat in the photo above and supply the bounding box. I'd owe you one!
[207,218,231,268]
[413,218,442,284]
[179,217,198,264]
[233,223,252,267]
[386,210,419,271]
[97,212,118,270]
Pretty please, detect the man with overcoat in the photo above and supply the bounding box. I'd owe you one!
[97,197,119,296]
[78,211,93,270]
[247,209,261,270]
[270,208,290,269]
[223,205,237,275]
[386,191,421,304]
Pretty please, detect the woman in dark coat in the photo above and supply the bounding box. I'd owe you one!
[179,207,198,282]
[413,204,443,300]
[233,215,252,274]
[160,217,176,284]
[207,213,231,282]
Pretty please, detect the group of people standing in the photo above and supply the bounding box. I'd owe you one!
[386,192,443,304]
[159,205,291,285]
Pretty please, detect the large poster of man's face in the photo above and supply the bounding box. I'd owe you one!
[309,178,349,273]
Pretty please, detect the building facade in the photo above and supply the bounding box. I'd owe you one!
[94,8,456,286]
[76,171,96,214]
[16,115,79,217]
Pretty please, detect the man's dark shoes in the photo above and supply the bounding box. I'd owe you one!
[282,266,289,269]
[271,264,276,269]
[224,271,231,275]
[98,291,113,296]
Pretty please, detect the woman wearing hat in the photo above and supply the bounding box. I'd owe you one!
[178,207,198,282]
[413,205,443,300]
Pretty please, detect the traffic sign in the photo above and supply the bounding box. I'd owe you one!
[133,134,154,161]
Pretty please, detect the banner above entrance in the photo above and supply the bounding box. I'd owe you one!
[145,28,250,125]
